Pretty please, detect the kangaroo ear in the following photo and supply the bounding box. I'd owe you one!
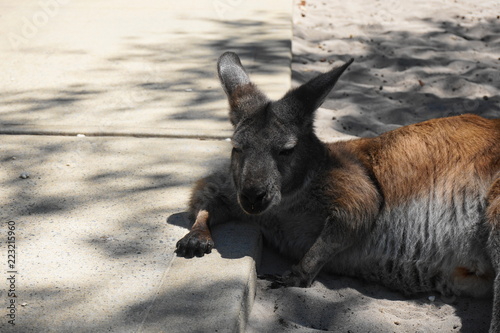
[217,52,251,96]
[217,52,268,126]
[281,58,354,121]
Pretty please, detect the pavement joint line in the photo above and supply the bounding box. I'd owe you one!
[136,246,176,333]
[0,130,231,141]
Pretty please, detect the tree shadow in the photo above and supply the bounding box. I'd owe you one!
[293,17,500,138]
[0,134,230,332]
[0,4,290,332]
[254,242,492,332]
[0,12,290,136]
[2,2,498,332]
[289,12,497,329]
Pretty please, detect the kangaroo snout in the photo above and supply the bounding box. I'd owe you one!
[239,187,270,214]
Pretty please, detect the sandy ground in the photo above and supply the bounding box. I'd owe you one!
[247,0,499,332]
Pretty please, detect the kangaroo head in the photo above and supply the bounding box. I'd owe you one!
[217,52,353,215]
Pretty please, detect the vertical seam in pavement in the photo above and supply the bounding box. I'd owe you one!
[136,247,176,333]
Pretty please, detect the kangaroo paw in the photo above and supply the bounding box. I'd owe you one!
[257,274,286,289]
[260,268,312,289]
[175,229,214,258]
[280,268,313,288]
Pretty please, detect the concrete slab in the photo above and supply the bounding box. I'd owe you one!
[147,217,261,333]
[0,1,293,331]
[0,135,261,332]
[0,0,291,139]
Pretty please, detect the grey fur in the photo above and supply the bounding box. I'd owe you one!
[176,52,500,331]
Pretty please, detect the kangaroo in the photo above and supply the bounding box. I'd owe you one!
[176,52,500,331]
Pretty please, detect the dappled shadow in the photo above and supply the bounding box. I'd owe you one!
[2,0,499,332]
[121,276,255,332]
[293,16,500,137]
[0,279,249,332]
[253,244,492,332]
[0,134,230,332]
[0,12,290,133]
[0,2,288,332]
[258,7,499,331]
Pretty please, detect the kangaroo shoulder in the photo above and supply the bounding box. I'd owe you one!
[321,140,382,231]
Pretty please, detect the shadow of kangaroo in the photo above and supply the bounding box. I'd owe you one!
[176,52,500,331]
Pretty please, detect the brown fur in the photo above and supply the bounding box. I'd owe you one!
[348,115,500,209]
[324,146,381,234]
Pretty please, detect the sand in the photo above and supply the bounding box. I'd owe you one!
[247,0,499,332]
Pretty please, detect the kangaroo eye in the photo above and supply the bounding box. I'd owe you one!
[279,147,295,156]
[232,147,242,154]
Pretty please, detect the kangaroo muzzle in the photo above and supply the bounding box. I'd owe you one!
[239,187,271,214]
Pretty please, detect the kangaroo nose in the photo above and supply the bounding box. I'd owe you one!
[239,187,271,214]
[242,188,266,205]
